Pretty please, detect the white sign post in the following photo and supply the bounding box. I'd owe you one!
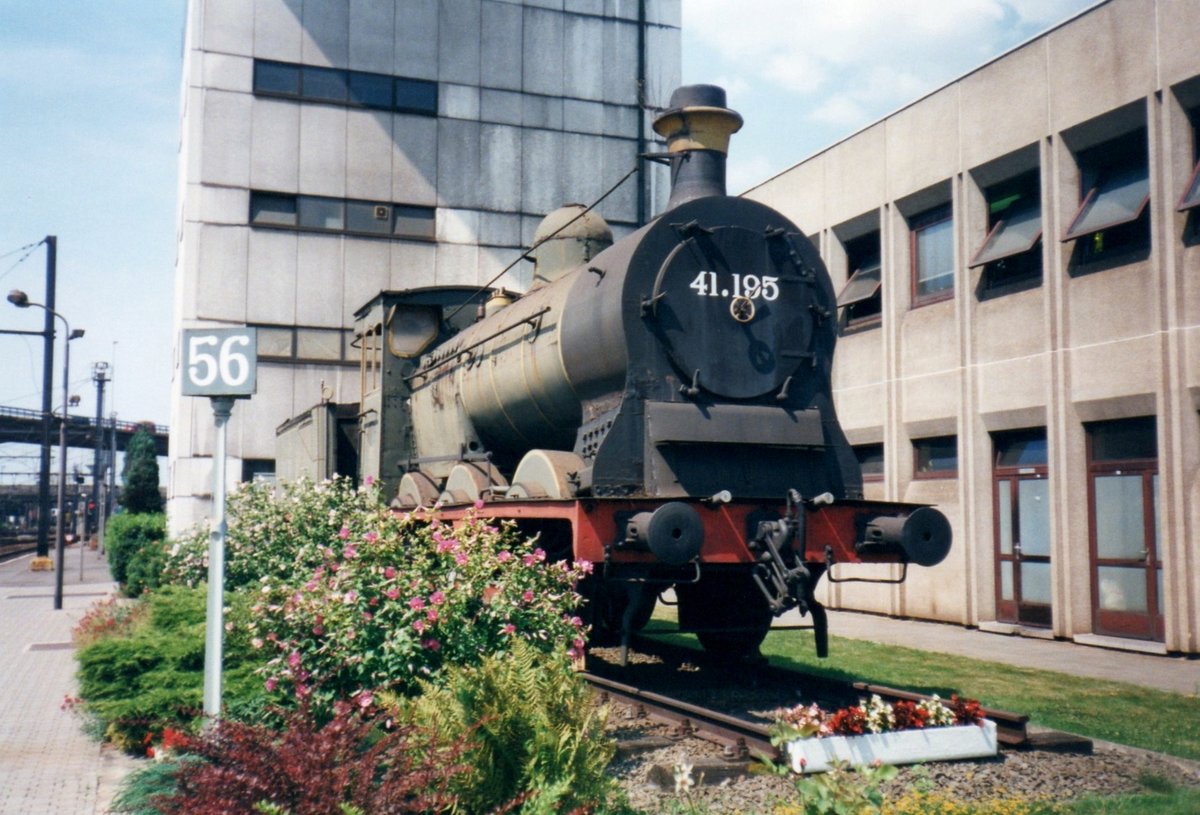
[181,327,257,720]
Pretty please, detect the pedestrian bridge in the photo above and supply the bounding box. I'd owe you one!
[0,405,168,457]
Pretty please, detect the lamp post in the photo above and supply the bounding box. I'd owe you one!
[8,289,84,610]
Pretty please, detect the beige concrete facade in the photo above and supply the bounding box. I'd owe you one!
[746,0,1200,655]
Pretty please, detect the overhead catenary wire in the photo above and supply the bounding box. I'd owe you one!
[443,163,641,324]
[0,239,46,284]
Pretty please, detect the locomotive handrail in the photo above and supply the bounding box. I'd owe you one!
[405,306,552,382]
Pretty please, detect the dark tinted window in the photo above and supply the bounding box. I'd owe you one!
[915,436,958,476]
[254,60,300,95]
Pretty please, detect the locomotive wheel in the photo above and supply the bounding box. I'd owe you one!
[586,580,658,646]
[675,571,772,659]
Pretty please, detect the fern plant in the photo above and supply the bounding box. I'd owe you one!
[391,641,616,814]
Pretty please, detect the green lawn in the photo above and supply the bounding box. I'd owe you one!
[642,620,1200,761]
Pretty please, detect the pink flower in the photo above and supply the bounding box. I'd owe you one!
[385,588,400,600]
[474,498,485,510]
[251,637,264,649]
[430,591,445,605]
[287,651,301,669]
[413,619,426,633]
[522,590,534,603]
[409,597,426,611]
[342,544,358,559]
[422,639,441,652]
[338,527,350,540]
[426,608,439,622]
[437,540,456,554]
[454,552,468,566]
[364,475,375,486]
[384,566,396,579]
[364,531,378,543]
[355,691,374,709]
[576,559,594,575]
[265,677,278,692]
[497,551,512,563]
[522,553,536,566]
[502,623,516,635]
[344,590,358,604]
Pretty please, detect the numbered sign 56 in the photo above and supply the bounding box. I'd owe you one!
[181,328,258,397]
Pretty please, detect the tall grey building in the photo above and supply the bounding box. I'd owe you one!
[169,0,681,533]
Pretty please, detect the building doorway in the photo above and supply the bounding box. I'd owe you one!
[993,429,1051,627]
[1086,417,1163,641]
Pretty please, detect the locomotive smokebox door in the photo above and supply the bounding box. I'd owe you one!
[648,222,817,400]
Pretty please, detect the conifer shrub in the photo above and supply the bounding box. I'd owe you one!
[106,511,166,592]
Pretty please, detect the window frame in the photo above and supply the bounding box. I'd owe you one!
[836,231,883,329]
[913,435,958,480]
[249,191,436,242]
[909,203,955,307]
[1062,130,1151,259]
[252,59,438,117]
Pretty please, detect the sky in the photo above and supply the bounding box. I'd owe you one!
[0,0,1098,483]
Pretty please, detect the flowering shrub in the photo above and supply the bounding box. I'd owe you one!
[767,694,983,742]
[237,496,591,709]
[161,476,386,591]
[72,594,146,647]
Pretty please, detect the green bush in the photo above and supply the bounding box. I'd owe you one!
[394,641,617,814]
[75,585,268,751]
[106,512,166,593]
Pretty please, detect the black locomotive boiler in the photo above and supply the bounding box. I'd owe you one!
[342,85,951,660]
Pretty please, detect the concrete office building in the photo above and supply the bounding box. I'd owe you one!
[169,1,681,533]
[747,0,1200,655]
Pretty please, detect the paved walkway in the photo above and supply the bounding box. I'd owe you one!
[775,607,1199,696]
[0,546,137,815]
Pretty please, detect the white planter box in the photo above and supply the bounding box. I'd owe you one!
[786,719,997,774]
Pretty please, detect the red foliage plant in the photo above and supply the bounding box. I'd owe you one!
[155,701,475,815]
[890,700,929,731]
[828,705,868,736]
[950,694,984,726]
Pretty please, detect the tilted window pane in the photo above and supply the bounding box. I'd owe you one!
[836,260,881,307]
[302,66,348,102]
[257,327,294,357]
[1178,159,1200,211]
[346,201,393,235]
[969,202,1042,267]
[250,193,297,226]
[298,197,345,230]
[1094,475,1145,559]
[915,217,954,297]
[1063,164,1149,240]
[254,61,300,95]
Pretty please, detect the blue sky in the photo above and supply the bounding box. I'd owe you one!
[0,0,1097,483]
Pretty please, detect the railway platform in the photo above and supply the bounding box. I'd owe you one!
[776,607,1199,696]
[0,545,136,815]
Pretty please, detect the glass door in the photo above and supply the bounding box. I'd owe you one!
[993,430,1051,627]
[1086,418,1163,641]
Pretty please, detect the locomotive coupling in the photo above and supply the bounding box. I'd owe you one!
[859,507,952,567]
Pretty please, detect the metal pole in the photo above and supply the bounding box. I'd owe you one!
[91,363,108,539]
[35,236,57,561]
[53,320,70,610]
[203,396,235,719]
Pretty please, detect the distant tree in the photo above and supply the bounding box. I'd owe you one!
[122,427,163,514]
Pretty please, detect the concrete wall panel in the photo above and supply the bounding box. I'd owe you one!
[250,100,300,191]
[886,88,959,200]
[523,7,565,97]
[392,116,438,206]
[388,240,438,290]
[246,229,298,325]
[201,90,252,187]
[253,0,302,61]
[564,14,605,100]
[348,0,394,73]
[394,0,438,80]
[202,52,252,93]
[481,1,524,91]
[295,236,344,327]
[195,224,248,323]
[342,239,392,324]
[346,112,395,201]
[298,105,347,197]
[300,1,348,67]
[203,0,254,55]
[479,125,523,212]
[436,119,482,208]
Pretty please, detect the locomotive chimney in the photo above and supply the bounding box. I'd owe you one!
[652,84,743,209]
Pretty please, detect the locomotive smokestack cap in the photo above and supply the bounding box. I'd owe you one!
[652,85,743,208]
[652,84,744,156]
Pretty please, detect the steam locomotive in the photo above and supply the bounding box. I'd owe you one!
[298,85,951,660]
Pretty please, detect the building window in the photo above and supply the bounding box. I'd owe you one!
[253,324,355,365]
[992,428,1051,628]
[241,458,276,484]
[854,443,884,481]
[914,435,957,478]
[250,191,435,241]
[836,231,882,329]
[1063,130,1150,261]
[910,203,954,305]
[252,59,438,117]
[971,170,1042,294]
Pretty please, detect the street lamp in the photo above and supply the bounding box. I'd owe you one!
[8,289,84,610]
